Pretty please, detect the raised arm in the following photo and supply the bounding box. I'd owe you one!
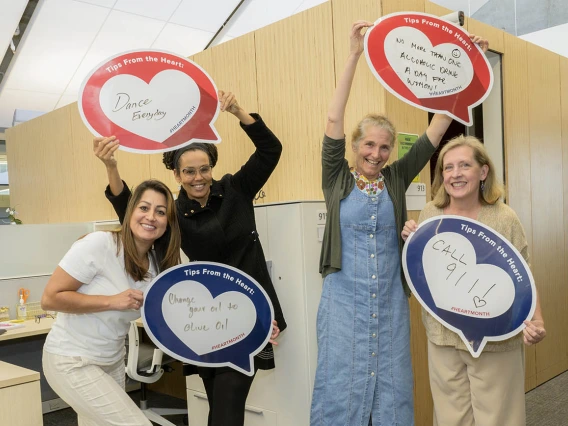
[219,90,255,125]
[219,90,282,198]
[425,34,489,148]
[93,136,124,196]
[93,136,130,222]
[326,21,374,139]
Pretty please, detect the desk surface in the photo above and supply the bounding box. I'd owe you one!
[0,361,40,388]
[0,318,55,342]
[0,317,143,342]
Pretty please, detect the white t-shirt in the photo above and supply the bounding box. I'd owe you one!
[44,232,156,363]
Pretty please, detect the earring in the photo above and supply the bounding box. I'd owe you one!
[480,180,485,191]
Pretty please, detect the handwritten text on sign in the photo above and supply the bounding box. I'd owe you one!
[365,12,493,126]
[387,26,473,98]
[423,231,516,319]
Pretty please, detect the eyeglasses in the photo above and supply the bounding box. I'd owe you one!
[181,165,213,179]
[35,313,55,323]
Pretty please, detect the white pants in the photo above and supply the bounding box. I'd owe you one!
[43,349,151,426]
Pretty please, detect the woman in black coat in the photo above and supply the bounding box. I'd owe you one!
[94,91,286,426]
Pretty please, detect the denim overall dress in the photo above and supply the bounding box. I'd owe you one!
[311,182,414,426]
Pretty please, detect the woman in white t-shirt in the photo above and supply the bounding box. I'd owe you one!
[41,179,181,426]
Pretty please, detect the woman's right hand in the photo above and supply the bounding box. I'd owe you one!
[401,219,418,241]
[349,20,373,57]
[109,289,144,311]
[93,136,119,168]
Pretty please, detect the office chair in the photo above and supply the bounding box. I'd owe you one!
[126,321,189,426]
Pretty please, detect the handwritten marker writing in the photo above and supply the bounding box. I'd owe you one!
[365,12,493,126]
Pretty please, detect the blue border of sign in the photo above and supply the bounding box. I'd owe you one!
[403,215,535,357]
[141,262,274,376]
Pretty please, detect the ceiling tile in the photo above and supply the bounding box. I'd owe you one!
[294,0,328,14]
[472,0,515,35]
[216,33,234,45]
[469,0,490,15]
[428,0,469,15]
[151,23,214,57]
[0,0,28,63]
[2,0,109,93]
[516,0,568,36]
[547,0,568,29]
[225,0,304,38]
[65,10,167,93]
[170,0,241,32]
[114,0,183,22]
[520,23,568,59]
[75,0,117,7]
[0,89,61,128]
[55,93,79,109]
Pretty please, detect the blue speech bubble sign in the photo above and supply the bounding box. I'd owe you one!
[403,215,535,357]
[141,262,274,376]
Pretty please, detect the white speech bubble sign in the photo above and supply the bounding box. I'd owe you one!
[163,280,257,356]
[423,232,515,318]
[384,26,474,99]
[99,70,200,143]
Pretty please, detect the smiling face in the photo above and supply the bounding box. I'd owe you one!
[352,125,393,180]
[174,149,213,206]
[129,189,168,250]
[442,146,488,205]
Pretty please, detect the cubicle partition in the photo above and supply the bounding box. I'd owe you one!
[0,221,110,414]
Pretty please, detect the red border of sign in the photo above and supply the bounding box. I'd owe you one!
[364,12,493,126]
[78,49,220,153]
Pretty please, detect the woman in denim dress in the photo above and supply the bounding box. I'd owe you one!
[311,21,488,426]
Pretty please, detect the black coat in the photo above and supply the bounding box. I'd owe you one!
[106,114,286,370]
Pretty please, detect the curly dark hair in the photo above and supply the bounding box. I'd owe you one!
[162,143,219,171]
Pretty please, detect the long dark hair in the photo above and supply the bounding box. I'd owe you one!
[113,180,181,281]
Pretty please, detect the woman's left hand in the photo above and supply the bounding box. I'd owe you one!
[269,320,280,345]
[468,33,489,52]
[523,319,546,346]
[218,90,240,114]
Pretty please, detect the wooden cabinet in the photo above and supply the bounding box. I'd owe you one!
[0,361,43,426]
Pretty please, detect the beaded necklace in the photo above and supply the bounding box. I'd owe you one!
[350,168,385,196]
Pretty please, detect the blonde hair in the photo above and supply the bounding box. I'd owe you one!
[432,135,503,208]
[351,114,396,150]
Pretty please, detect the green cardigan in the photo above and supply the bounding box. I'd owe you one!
[319,132,436,297]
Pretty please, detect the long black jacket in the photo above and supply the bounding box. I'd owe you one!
[106,114,286,370]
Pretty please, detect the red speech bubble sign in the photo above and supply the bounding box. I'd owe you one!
[364,12,493,126]
[79,50,220,153]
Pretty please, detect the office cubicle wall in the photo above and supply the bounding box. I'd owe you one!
[0,223,94,310]
[0,222,95,413]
